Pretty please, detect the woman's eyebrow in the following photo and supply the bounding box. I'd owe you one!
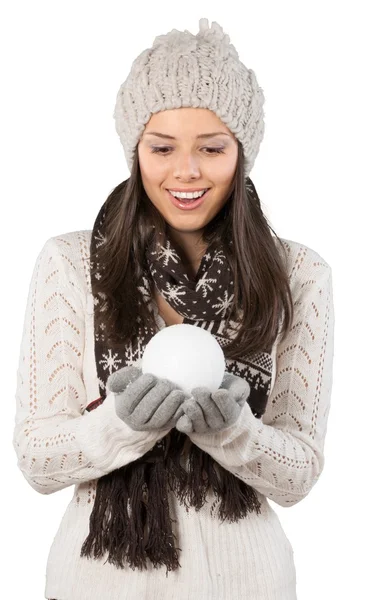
[144,131,231,140]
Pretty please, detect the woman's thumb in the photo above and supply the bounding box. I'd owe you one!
[106,365,141,394]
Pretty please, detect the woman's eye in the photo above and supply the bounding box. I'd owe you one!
[204,147,225,154]
[150,146,171,154]
[150,147,225,155]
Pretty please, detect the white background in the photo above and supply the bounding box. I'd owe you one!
[2,1,364,598]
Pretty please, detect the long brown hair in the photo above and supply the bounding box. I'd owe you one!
[87,141,294,357]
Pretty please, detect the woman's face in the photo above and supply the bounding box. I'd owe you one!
[137,108,238,237]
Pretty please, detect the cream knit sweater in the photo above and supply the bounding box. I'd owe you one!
[13,230,334,600]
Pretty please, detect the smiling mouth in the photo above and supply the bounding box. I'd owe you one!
[166,188,211,210]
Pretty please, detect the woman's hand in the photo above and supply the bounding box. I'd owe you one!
[106,366,186,431]
[175,372,250,434]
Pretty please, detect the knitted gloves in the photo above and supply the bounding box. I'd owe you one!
[107,366,250,435]
[106,365,186,431]
[175,372,251,434]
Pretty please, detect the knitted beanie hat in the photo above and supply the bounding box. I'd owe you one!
[113,17,265,178]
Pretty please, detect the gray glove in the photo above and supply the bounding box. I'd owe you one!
[175,372,250,434]
[106,365,186,431]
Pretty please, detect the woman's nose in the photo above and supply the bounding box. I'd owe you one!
[172,153,201,180]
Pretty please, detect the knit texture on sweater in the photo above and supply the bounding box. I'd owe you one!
[13,231,334,600]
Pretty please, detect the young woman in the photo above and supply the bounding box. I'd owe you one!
[13,18,335,600]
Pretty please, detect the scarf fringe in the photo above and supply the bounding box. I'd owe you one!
[143,460,181,571]
[80,430,262,572]
[168,437,262,521]
[80,458,182,573]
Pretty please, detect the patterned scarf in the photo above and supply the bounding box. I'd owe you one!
[80,199,274,574]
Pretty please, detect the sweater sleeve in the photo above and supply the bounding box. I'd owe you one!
[12,236,169,495]
[188,250,335,507]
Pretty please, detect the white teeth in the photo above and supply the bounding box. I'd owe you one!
[169,189,207,200]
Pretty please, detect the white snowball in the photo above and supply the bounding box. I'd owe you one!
[141,323,225,394]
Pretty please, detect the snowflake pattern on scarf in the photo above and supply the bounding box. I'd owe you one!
[90,211,274,418]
